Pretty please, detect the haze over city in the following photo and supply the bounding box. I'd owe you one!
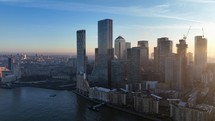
[1,0,215,57]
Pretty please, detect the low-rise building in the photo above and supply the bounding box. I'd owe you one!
[109,91,126,105]
[133,93,159,114]
[89,87,111,102]
[171,102,214,121]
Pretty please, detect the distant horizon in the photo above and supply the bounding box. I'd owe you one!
[1,0,215,56]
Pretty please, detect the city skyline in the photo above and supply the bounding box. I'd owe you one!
[0,0,215,56]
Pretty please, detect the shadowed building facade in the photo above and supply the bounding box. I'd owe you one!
[155,37,173,82]
[194,36,207,81]
[76,30,86,74]
[91,19,114,88]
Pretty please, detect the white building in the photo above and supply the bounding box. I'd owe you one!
[89,87,111,102]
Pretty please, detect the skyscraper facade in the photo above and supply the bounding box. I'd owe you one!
[76,30,86,74]
[127,47,143,83]
[111,60,128,89]
[176,39,188,90]
[91,19,114,87]
[98,19,113,55]
[138,40,149,70]
[115,36,126,60]
[194,36,207,80]
[155,37,173,81]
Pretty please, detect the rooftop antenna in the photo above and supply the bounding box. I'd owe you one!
[202,27,204,37]
[183,26,191,40]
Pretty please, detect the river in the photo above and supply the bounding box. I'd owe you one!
[0,87,151,121]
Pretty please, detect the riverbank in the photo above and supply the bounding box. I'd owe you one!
[0,80,76,91]
[73,90,172,121]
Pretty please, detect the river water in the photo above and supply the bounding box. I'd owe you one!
[0,87,151,121]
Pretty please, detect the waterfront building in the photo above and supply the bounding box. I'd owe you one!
[1,70,16,83]
[171,102,213,121]
[114,36,126,60]
[109,91,127,105]
[194,36,207,81]
[0,67,8,78]
[12,62,21,79]
[76,30,89,95]
[89,87,111,102]
[126,81,157,92]
[133,93,159,114]
[91,19,114,88]
[76,74,90,96]
[76,30,86,74]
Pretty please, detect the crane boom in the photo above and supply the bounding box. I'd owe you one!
[183,26,191,40]
[202,27,204,37]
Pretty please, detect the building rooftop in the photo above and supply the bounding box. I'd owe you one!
[95,87,111,92]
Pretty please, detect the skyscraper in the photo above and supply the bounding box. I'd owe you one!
[155,37,173,81]
[111,60,128,89]
[92,19,114,87]
[115,36,126,60]
[98,19,113,55]
[176,39,188,90]
[76,30,86,74]
[138,40,149,70]
[127,47,142,83]
[194,36,207,80]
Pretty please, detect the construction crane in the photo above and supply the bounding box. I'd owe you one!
[202,27,204,37]
[183,26,191,40]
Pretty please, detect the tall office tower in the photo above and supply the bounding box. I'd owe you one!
[98,19,113,55]
[138,41,149,70]
[8,58,12,70]
[76,30,86,74]
[176,39,188,90]
[194,36,207,80]
[127,47,143,83]
[187,52,193,65]
[92,19,114,88]
[156,37,173,81]
[115,36,126,60]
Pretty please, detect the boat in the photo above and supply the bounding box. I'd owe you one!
[49,94,56,97]
[88,105,99,112]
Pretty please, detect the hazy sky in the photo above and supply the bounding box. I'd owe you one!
[0,0,215,56]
